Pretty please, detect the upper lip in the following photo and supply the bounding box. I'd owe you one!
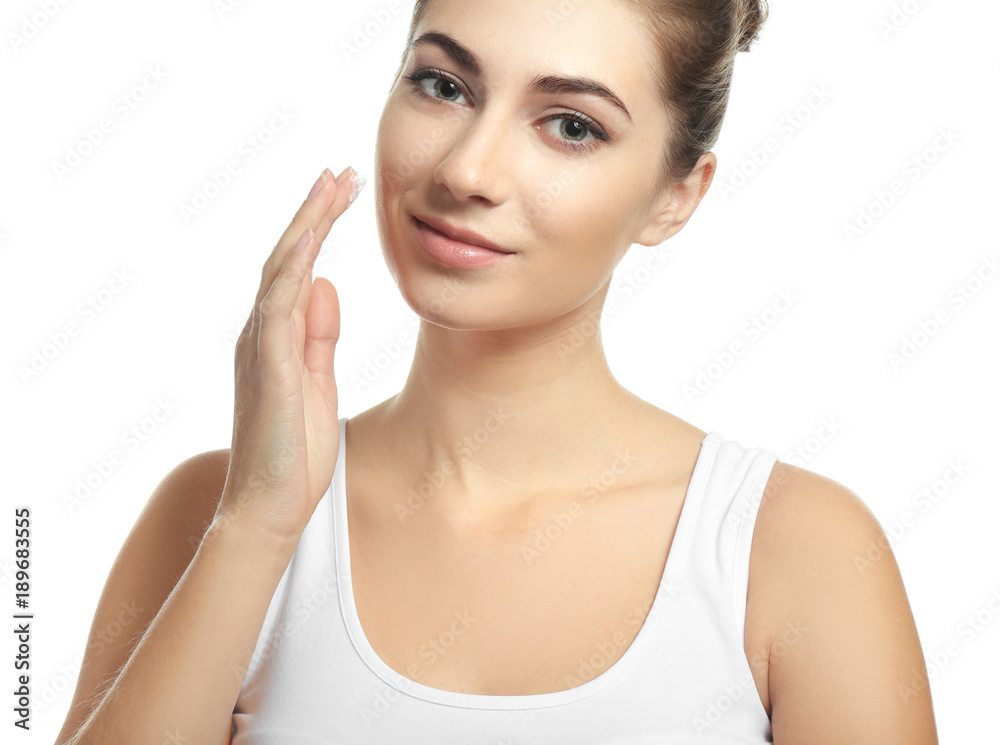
[412,213,515,253]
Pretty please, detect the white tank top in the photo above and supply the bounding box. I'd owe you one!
[232,416,779,743]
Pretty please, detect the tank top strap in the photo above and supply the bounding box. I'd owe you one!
[723,439,781,645]
[684,432,781,647]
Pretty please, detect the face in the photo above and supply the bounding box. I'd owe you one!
[373,0,709,331]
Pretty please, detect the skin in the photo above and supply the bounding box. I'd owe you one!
[366,0,714,525]
[346,0,939,740]
[49,2,936,741]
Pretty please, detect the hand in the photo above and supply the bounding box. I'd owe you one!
[216,166,364,546]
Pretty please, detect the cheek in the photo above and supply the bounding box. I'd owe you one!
[528,174,627,265]
[518,177,637,308]
[374,104,429,194]
[373,104,430,272]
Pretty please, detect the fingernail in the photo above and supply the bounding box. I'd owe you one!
[334,167,351,187]
[291,227,313,253]
[347,169,367,206]
[308,169,330,198]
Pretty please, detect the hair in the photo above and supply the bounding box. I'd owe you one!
[395,0,769,189]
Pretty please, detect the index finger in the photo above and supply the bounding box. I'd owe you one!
[256,166,359,306]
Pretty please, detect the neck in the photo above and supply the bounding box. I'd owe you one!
[375,294,646,522]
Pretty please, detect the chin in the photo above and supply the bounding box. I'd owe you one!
[392,271,481,330]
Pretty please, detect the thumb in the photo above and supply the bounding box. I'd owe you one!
[303,277,340,389]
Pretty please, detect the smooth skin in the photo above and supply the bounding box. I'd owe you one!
[362,0,938,740]
[57,0,939,741]
[55,168,360,745]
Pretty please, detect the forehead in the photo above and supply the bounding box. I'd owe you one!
[415,0,661,114]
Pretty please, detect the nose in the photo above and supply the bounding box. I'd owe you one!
[431,108,512,205]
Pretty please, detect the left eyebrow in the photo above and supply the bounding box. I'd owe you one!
[410,30,634,124]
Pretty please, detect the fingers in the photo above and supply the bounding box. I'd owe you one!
[238,165,362,367]
[257,227,317,367]
[255,166,358,308]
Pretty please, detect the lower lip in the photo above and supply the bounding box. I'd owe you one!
[414,218,514,269]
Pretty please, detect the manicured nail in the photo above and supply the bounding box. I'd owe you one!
[334,167,351,187]
[347,169,367,205]
[291,227,313,252]
[308,169,330,198]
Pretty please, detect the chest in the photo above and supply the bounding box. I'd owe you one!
[345,480,771,708]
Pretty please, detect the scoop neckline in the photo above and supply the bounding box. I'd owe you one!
[333,415,723,710]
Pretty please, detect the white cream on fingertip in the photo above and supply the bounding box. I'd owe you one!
[347,170,367,205]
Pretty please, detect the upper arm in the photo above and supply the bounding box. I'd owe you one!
[54,449,232,745]
[755,462,939,744]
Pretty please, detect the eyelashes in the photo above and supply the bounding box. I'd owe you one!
[401,68,610,154]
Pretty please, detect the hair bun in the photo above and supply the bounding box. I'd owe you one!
[737,0,769,52]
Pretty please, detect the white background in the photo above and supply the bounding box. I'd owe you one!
[2,0,997,741]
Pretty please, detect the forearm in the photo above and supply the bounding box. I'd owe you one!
[72,515,297,745]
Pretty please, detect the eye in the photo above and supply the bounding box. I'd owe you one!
[540,113,608,153]
[402,68,610,155]
[402,68,469,105]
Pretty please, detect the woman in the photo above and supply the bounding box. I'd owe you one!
[57,0,939,743]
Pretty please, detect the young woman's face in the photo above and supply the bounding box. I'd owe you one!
[373,0,676,330]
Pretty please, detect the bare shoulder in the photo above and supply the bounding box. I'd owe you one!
[54,448,232,745]
[750,460,939,744]
[144,448,231,552]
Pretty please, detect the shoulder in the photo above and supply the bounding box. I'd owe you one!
[167,447,231,479]
[180,447,231,485]
[133,448,232,560]
[752,460,898,599]
[750,461,889,627]
[754,460,882,553]
[750,460,939,743]
[157,449,231,521]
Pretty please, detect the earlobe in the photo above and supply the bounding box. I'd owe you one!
[633,177,687,247]
[633,152,717,246]
[633,191,679,247]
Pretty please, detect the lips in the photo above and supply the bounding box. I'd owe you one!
[411,213,514,254]
[412,216,515,270]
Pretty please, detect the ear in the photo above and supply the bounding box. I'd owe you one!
[633,152,717,246]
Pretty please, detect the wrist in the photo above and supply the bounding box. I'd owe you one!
[205,505,302,562]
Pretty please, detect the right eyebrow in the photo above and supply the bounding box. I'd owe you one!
[412,31,482,77]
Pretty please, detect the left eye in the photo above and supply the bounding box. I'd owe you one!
[541,116,603,151]
[402,70,609,153]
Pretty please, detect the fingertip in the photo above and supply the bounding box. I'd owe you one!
[347,170,366,206]
[308,169,332,199]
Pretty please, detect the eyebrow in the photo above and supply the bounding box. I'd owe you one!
[410,30,634,124]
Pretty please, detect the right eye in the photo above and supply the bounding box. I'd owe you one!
[402,69,469,105]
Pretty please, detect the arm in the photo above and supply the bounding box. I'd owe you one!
[58,164,354,745]
[756,463,939,744]
[68,503,298,745]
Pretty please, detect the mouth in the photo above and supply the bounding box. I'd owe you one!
[411,215,516,270]
[411,213,515,254]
